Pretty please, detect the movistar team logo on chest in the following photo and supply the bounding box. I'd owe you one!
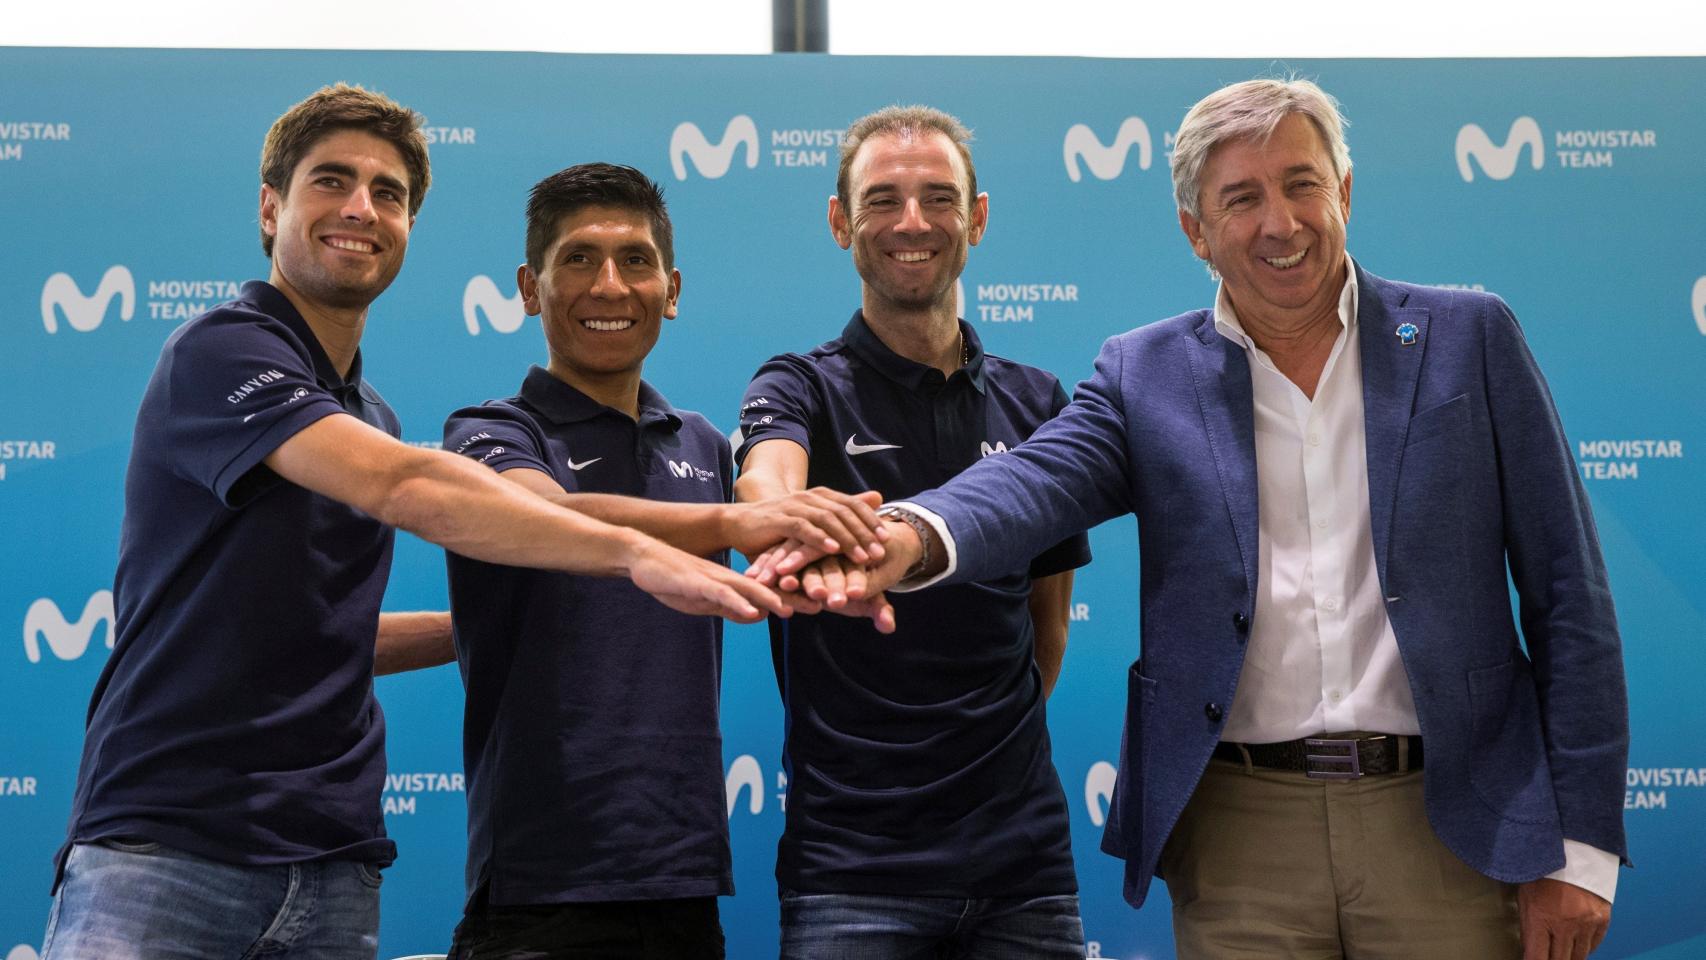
[667,459,717,481]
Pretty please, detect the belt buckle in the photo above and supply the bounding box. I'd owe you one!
[1303,737,1363,780]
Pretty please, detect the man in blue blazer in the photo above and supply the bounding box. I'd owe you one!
[802,79,1629,958]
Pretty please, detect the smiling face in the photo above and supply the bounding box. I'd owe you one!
[260,128,414,314]
[829,128,987,316]
[1178,112,1352,333]
[520,204,681,393]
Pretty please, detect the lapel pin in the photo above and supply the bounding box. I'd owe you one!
[1395,322,1419,346]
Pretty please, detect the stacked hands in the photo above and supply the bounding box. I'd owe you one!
[629,487,915,630]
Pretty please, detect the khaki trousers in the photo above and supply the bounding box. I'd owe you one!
[1158,756,1520,960]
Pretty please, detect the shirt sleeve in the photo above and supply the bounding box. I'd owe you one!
[442,403,551,477]
[158,308,348,507]
[734,354,820,469]
[1546,840,1620,903]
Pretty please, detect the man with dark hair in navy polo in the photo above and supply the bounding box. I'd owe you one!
[440,163,887,959]
[44,87,808,960]
[734,106,1092,957]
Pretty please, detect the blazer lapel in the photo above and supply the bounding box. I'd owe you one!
[1188,313,1259,595]
[1358,265,1430,584]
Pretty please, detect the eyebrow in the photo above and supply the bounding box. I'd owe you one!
[859,180,963,200]
[1214,164,1326,199]
[304,161,409,199]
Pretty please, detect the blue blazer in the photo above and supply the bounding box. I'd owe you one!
[907,264,1629,907]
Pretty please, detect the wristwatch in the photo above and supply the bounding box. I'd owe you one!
[876,505,934,583]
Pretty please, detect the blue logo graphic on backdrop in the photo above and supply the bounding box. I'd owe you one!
[1692,276,1706,335]
[1063,118,1152,182]
[670,116,760,180]
[40,266,134,334]
[1455,117,1544,182]
[1084,761,1116,827]
[463,275,527,335]
[22,591,113,663]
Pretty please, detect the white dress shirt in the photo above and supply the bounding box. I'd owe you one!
[897,257,1617,901]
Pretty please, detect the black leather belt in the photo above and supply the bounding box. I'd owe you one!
[1214,734,1422,779]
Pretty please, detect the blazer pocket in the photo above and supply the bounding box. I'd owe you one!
[1404,393,1470,448]
[1466,658,1560,825]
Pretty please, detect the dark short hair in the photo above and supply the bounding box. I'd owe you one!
[258,83,431,256]
[836,105,977,211]
[525,163,675,272]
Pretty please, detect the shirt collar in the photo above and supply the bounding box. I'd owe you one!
[519,365,683,431]
[840,309,988,394]
[1211,254,1360,354]
[241,280,363,390]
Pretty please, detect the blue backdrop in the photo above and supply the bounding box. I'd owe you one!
[3,49,1702,959]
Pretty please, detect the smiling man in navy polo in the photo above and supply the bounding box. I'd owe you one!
[43,88,801,960]
[734,106,1092,958]
[440,163,888,960]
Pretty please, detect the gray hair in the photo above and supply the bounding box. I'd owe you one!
[837,105,977,210]
[1171,78,1351,218]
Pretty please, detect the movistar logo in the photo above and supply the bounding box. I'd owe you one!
[40,265,135,334]
[22,591,114,663]
[1455,117,1544,182]
[979,440,1008,457]
[668,459,717,481]
[670,116,760,181]
[463,275,527,335]
[1063,118,1152,182]
[1692,276,1706,336]
[1085,760,1117,827]
[726,754,764,816]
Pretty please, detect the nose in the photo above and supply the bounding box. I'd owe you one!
[1259,196,1301,238]
[341,185,376,223]
[589,257,628,297]
[895,196,929,235]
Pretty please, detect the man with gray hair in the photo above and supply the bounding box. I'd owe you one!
[822,79,1629,958]
[734,104,1092,957]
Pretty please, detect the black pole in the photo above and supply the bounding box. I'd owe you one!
[772,0,828,52]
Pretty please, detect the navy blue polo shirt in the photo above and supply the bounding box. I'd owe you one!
[59,281,401,882]
[444,366,733,906]
[736,311,1091,897]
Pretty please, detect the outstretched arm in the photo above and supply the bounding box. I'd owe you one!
[265,413,788,622]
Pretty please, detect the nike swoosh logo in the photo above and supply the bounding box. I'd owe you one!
[845,434,902,456]
[566,457,602,471]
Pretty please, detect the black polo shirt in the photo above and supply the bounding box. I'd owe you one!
[60,281,400,882]
[444,367,733,906]
[736,311,1091,898]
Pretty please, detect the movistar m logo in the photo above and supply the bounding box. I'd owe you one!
[23,591,114,663]
[41,266,135,333]
[1692,276,1706,336]
[979,440,1008,457]
[726,754,764,816]
[1455,117,1544,182]
[668,459,717,482]
[463,275,527,335]
[1063,118,1152,182]
[1085,760,1117,827]
[670,116,760,181]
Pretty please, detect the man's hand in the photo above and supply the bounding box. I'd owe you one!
[625,535,795,623]
[792,554,897,633]
[1518,878,1611,960]
[723,488,887,565]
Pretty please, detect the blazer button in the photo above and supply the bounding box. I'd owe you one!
[1205,702,1224,723]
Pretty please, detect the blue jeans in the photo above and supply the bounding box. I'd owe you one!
[778,890,1084,960]
[42,839,382,960]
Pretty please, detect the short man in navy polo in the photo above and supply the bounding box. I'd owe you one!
[44,87,800,960]
[440,164,889,959]
[734,106,1092,958]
